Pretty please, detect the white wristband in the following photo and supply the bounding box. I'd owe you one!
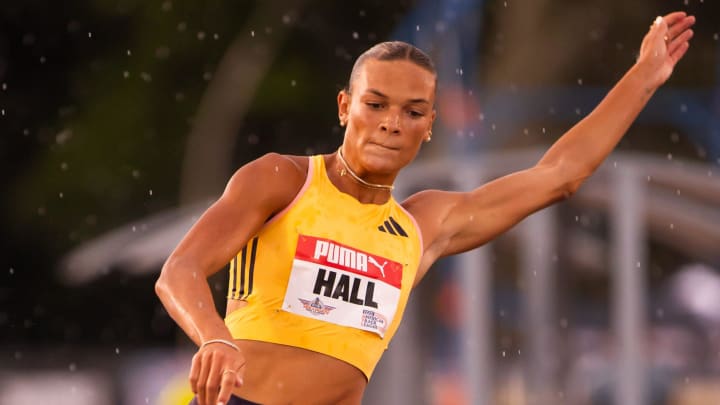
[200,338,240,352]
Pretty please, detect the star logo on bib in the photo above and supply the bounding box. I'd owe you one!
[298,297,336,316]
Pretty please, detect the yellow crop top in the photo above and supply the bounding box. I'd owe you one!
[225,154,423,378]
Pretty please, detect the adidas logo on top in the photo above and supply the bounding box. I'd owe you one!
[377,216,407,237]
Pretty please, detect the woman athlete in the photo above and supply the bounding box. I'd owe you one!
[156,11,695,405]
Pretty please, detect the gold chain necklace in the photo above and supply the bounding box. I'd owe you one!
[336,147,394,191]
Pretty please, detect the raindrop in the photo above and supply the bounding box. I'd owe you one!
[416,25,420,31]
[161,1,172,11]
[656,308,664,318]
[646,175,651,182]
[197,31,206,40]
[40,56,46,64]
[1,109,4,116]
[282,15,291,24]
[290,79,296,87]
[69,363,77,372]
[149,189,153,196]
[123,71,130,78]
[175,92,185,101]
[469,215,474,221]
[714,33,719,41]
[574,107,581,115]
[669,223,674,230]
[2,83,6,90]
[352,32,359,39]
[670,132,679,143]
[213,33,219,40]
[88,32,92,38]
[177,22,187,32]
[132,169,140,178]
[676,189,681,195]
[542,127,546,134]
[359,10,366,17]
[523,128,529,135]
[14,351,22,360]
[667,153,673,161]
[132,225,137,232]
[613,161,618,168]
[574,215,579,222]
[203,72,212,81]
[504,1,508,6]
[126,49,132,56]
[37,207,46,216]
[680,104,687,113]
[577,78,583,85]
[192,271,198,279]
[636,261,641,268]
[502,350,506,357]
[59,192,64,199]
[274,165,279,172]
[198,301,204,309]
[9,268,14,275]
[115,347,120,355]
[251,30,255,37]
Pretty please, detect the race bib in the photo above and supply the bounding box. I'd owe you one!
[281,234,403,337]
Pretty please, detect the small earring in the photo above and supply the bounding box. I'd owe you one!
[425,130,432,142]
[339,118,346,127]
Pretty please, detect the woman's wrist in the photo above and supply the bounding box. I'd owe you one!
[200,338,240,352]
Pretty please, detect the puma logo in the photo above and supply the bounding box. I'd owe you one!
[367,256,388,278]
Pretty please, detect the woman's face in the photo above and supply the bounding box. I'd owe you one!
[338,59,436,176]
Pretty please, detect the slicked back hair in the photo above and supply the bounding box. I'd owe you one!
[345,41,437,93]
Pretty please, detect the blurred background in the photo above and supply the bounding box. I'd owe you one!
[1,0,719,404]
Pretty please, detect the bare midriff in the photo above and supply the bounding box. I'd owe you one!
[226,300,367,405]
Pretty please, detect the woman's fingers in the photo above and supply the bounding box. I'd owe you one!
[668,28,694,56]
[217,370,239,405]
[666,15,696,43]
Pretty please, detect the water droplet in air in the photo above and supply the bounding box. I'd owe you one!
[123,71,129,78]
[290,80,296,87]
[197,31,206,40]
[162,1,172,11]
[667,153,673,161]
[416,25,420,31]
[251,30,255,37]
[149,189,153,196]
[69,363,77,372]
[352,32,359,39]
[115,347,120,354]
[178,22,187,32]
[9,268,14,275]
[680,104,687,113]
[669,223,674,230]
[88,32,92,38]
[577,78,583,85]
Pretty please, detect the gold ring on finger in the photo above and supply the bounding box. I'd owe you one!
[222,370,236,376]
